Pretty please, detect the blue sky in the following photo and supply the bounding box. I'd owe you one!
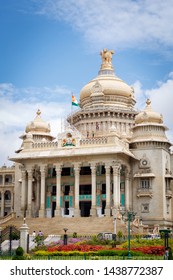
[0,0,173,166]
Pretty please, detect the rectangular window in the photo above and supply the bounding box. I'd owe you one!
[5,175,12,184]
[140,178,150,189]
[165,178,170,190]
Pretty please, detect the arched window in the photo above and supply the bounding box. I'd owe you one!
[5,190,11,200]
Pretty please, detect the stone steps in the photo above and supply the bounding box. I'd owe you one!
[1,216,129,236]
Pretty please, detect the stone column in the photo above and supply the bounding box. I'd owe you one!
[90,162,97,216]
[74,163,81,217]
[54,164,62,217]
[0,190,4,217]
[39,165,47,218]
[125,169,130,210]
[27,169,33,217]
[112,163,121,213]
[21,168,26,213]
[117,166,121,208]
[105,163,111,216]
[36,173,40,216]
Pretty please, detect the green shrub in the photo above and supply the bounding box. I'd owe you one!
[15,246,24,256]
[117,231,123,240]
[12,246,25,260]
[73,232,77,238]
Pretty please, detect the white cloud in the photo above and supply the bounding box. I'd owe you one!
[34,0,173,53]
[0,84,71,167]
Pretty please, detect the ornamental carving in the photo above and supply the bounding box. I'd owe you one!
[90,81,103,95]
[139,154,150,169]
[62,133,76,147]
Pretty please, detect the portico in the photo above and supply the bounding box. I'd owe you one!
[18,159,131,218]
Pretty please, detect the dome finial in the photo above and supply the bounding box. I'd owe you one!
[36,109,41,117]
[146,98,151,106]
[100,48,114,70]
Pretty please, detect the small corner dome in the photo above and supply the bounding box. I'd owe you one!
[135,99,163,125]
[25,109,51,134]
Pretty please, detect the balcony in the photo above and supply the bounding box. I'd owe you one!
[136,187,153,198]
[165,189,173,199]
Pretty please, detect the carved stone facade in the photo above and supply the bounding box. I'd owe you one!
[1,49,173,231]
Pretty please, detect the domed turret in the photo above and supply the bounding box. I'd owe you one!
[80,48,135,109]
[130,99,171,149]
[26,109,51,134]
[135,99,163,125]
[20,109,55,142]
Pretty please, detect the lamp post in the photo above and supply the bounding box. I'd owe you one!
[63,228,68,245]
[113,217,116,235]
[121,210,136,259]
[159,229,171,250]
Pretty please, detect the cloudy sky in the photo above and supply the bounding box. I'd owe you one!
[0,0,173,166]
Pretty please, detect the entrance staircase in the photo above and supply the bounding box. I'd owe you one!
[1,214,147,237]
[0,216,129,236]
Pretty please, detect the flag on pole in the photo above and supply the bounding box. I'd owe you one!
[72,95,79,107]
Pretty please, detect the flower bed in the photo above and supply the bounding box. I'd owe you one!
[132,246,164,256]
[32,236,172,259]
[33,243,165,258]
[47,244,105,252]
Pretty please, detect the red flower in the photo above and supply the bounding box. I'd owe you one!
[132,246,164,255]
[47,244,104,252]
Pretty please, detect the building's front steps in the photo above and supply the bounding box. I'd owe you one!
[1,215,146,236]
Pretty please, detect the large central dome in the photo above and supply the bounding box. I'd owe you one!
[80,48,136,110]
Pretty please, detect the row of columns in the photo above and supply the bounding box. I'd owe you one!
[21,166,45,217]
[20,162,131,218]
[54,162,131,217]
